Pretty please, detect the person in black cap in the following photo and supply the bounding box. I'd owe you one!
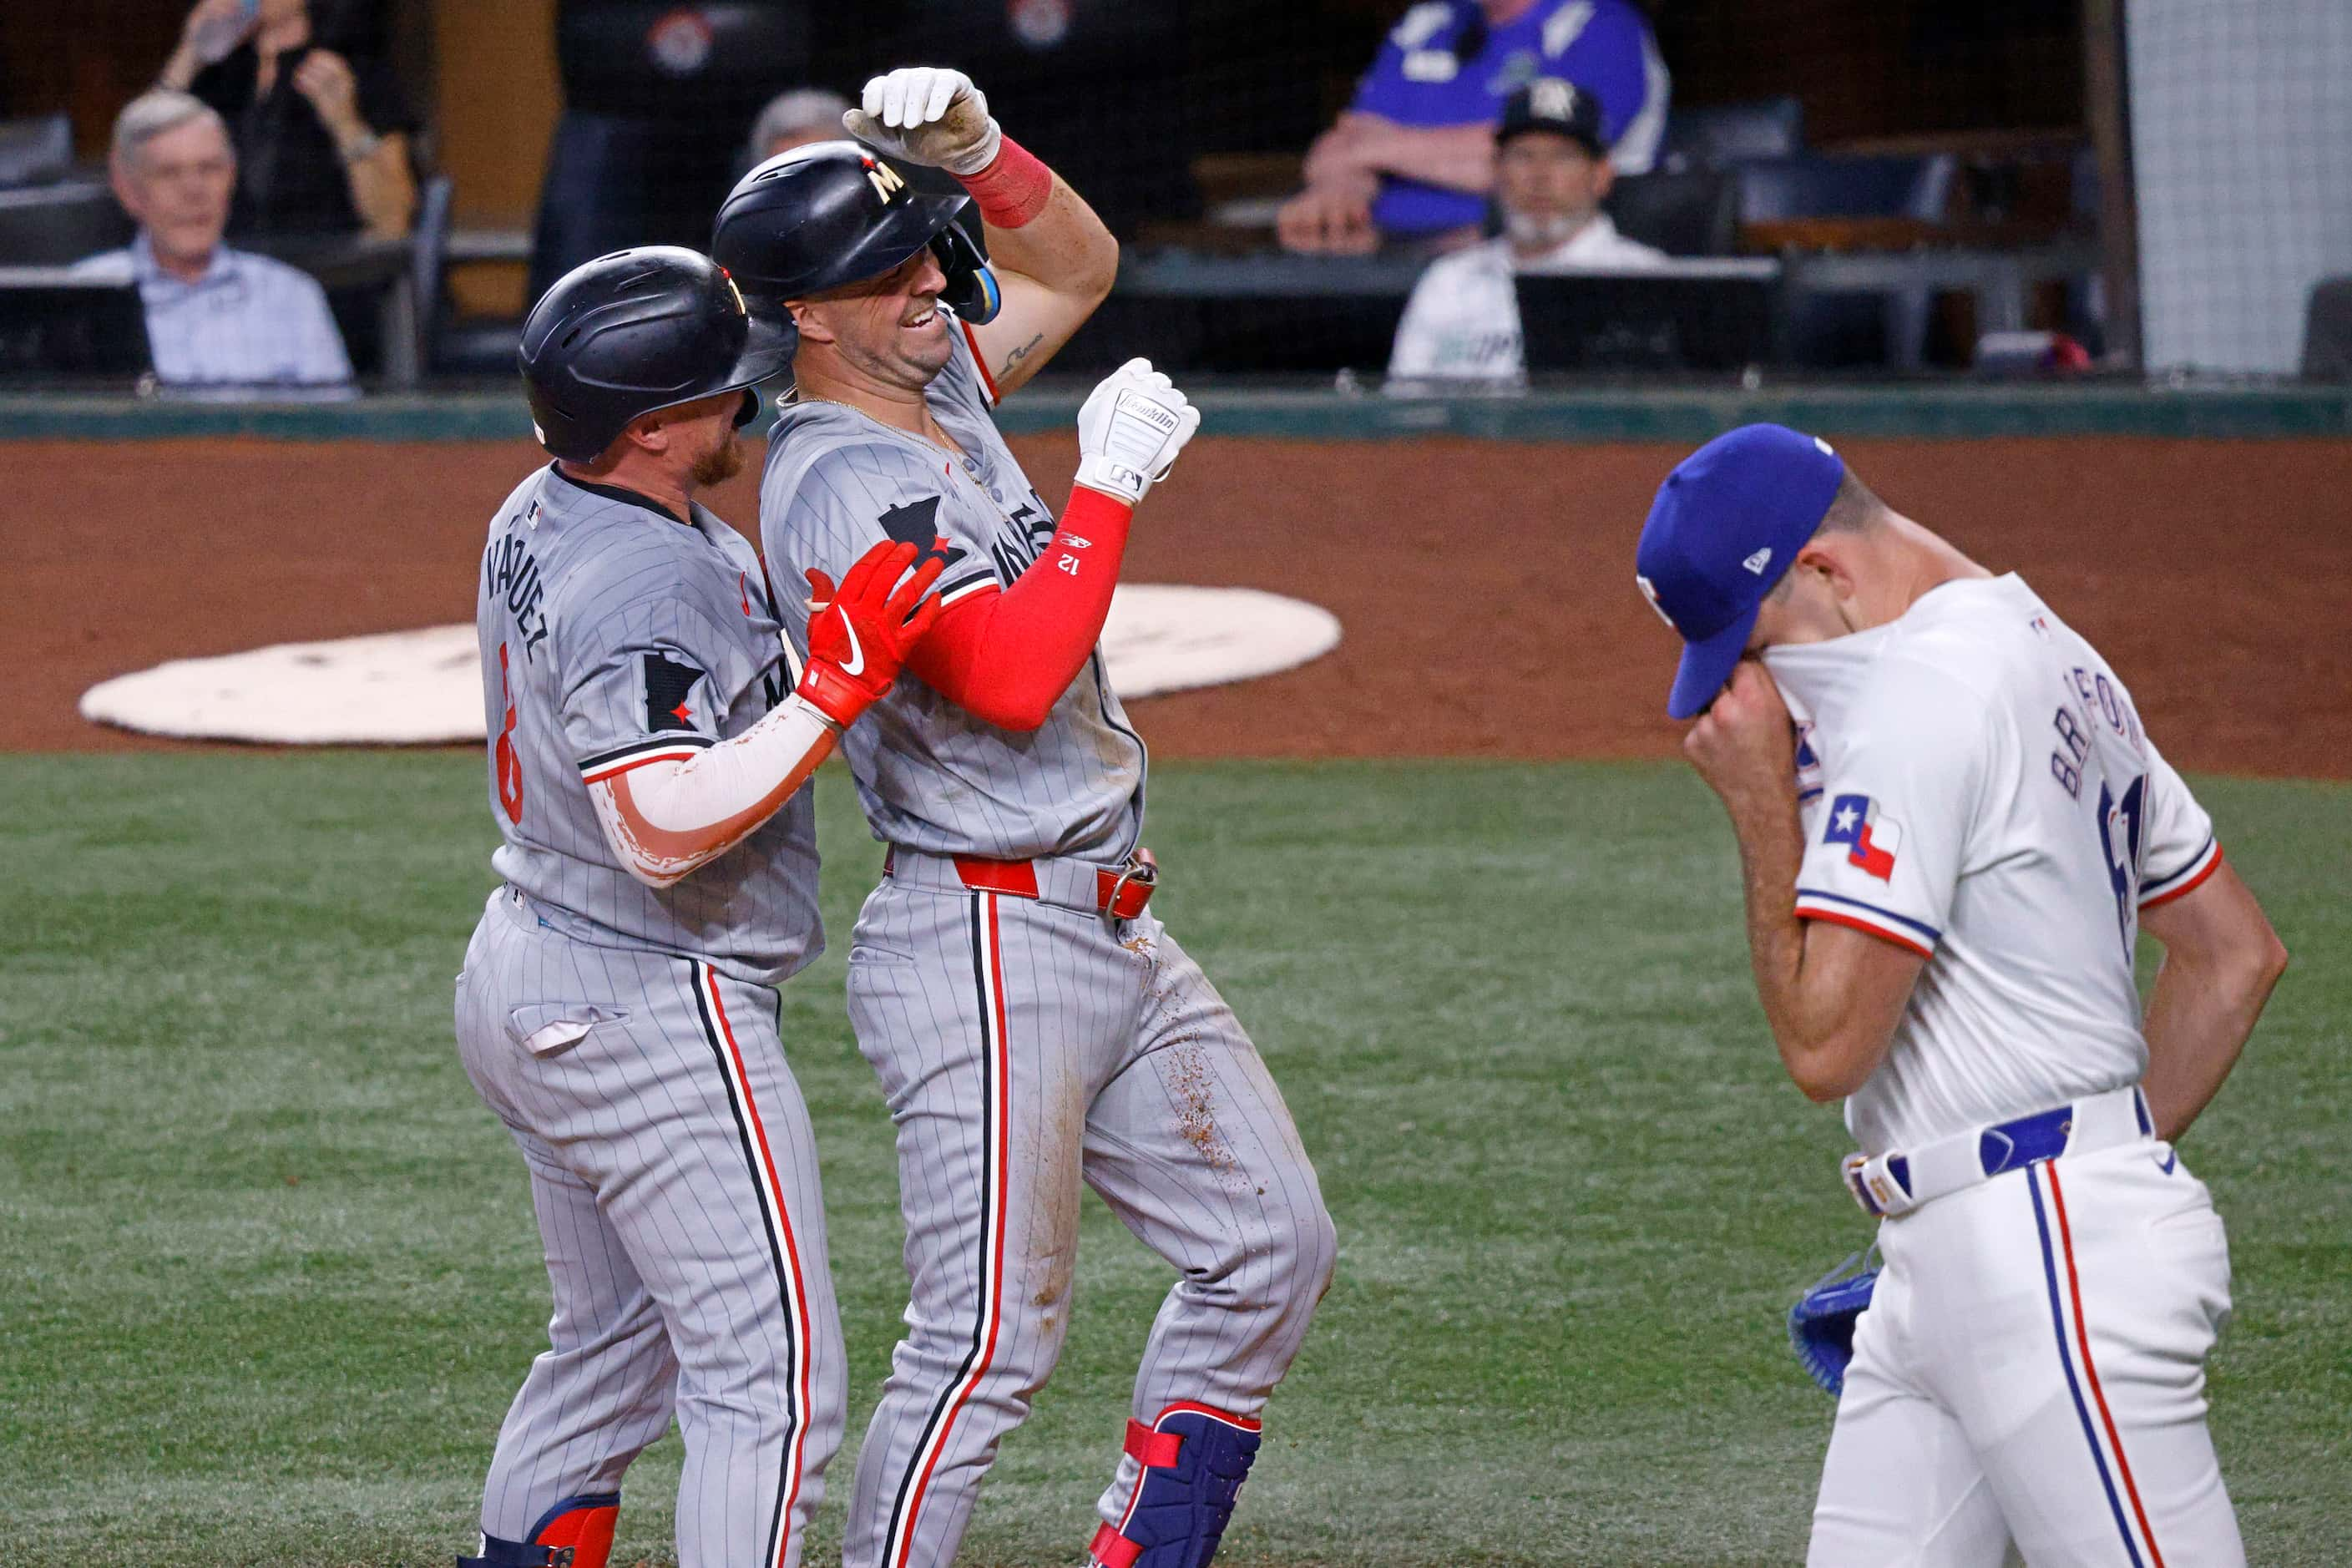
[1386,76,1666,384]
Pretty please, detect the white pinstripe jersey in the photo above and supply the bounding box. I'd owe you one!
[1763,574,2218,1154]
[758,316,1147,860]
[477,463,822,987]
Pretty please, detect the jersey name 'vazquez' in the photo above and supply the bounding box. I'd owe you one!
[476,464,821,985]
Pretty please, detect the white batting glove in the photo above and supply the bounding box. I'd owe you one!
[1074,359,1201,507]
[842,66,1003,177]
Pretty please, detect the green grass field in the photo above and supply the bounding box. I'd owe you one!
[3,755,2345,1567]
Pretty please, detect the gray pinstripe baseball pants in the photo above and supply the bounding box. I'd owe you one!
[455,888,847,1568]
[840,861,1338,1568]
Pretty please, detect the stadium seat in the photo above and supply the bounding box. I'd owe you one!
[0,180,132,266]
[410,173,454,375]
[1656,97,1803,172]
[1606,168,1737,257]
[1737,154,1957,369]
[1735,154,1955,225]
[0,114,72,188]
[2303,276,2352,382]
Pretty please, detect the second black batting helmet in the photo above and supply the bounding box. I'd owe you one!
[710,140,1002,323]
[518,246,794,464]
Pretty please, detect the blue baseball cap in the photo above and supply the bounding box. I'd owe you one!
[1636,424,1844,719]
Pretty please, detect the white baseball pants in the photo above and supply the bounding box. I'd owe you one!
[1808,1142,2242,1566]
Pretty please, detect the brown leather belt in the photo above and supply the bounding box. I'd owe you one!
[884,847,1158,920]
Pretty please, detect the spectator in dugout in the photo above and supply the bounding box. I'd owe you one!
[1386,77,1665,385]
[158,0,417,240]
[73,90,355,392]
[1279,0,1667,255]
[746,87,854,165]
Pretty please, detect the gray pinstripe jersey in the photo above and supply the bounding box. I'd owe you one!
[758,319,1146,861]
[477,463,821,988]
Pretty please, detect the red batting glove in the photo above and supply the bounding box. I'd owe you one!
[797,538,948,728]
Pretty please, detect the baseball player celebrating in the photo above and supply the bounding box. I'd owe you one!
[453,246,948,1568]
[711,68,1338,1568]
[1636,424,2289,1565]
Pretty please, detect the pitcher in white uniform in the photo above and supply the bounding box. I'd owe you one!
[1634,424,2289,1565]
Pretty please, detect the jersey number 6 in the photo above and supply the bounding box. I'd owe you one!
[496,642,525,824]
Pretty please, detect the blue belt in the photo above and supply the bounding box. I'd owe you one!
[1842,1085,2154,1218]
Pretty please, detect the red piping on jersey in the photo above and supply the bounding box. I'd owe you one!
[2139,844,2223,910]
[2046,1163,2168,1565]
[700,966,818,1567]
[908,485,1134,731]
[889,893,1014,1568]
[1794,906,1935,961]
[579,743,706,787]
[959,317,1001,406]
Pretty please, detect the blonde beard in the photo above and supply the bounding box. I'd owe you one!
[690,428,746,488]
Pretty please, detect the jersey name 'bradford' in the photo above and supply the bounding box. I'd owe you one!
[1765,574,2216,1154]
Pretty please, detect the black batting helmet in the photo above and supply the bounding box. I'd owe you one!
[518,246,794,464]
[710,140,1002,324]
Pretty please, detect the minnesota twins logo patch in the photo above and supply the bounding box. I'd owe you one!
[643,650,705,733]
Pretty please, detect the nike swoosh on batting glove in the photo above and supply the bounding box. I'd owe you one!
[797,538,948,728]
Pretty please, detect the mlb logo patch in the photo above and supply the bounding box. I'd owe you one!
[1823,792,1901,880]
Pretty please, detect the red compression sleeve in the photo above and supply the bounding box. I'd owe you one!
[956,134,1055,229]
[906,485,1132,730]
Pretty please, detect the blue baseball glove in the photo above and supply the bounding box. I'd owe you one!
[1788,1247,1880,1397]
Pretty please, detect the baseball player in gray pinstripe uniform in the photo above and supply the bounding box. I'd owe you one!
[453,246,948,1568]
[713,68,1338,1568]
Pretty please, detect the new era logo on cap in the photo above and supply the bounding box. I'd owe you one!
[1634,424,1845,718]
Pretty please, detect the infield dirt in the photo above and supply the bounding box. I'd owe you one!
[13,432,2349,775]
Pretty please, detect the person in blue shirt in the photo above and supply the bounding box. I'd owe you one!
[1278,0,1669,255]
[73,89,355,392]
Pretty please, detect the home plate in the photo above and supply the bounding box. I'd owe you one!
[78,585,1343,746]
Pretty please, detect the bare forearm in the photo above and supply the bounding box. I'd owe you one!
[343,144,411,235]
[1729,805,1819,1067]
[159,44,202,89]
[342,137,415,238]
[2140,953,2279,1140]
[980,170,1115,304]
[960,145,1117,392]
[1360,119,1497,195]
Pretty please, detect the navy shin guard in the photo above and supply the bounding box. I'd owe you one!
[458,1493,620,1568]
[1087,1404,1262,1568]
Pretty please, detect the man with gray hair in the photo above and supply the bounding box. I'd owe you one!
[71,88,353,391]
[746,87,853,165]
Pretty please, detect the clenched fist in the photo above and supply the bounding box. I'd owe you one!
[1074,359,1202,508]
[1682,659,1798,822]
[843,66,1003,177]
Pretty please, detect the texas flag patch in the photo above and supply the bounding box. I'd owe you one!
[1823,793,1902,880]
